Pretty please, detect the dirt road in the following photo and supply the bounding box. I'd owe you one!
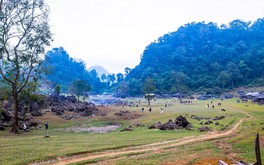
[44,118,245,165]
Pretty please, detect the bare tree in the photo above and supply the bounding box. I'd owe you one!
[0,0,52,133]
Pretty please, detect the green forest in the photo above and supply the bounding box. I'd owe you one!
[124,18,264,95]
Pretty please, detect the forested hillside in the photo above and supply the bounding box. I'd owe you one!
[42,47,106,93]
[125,18,264,95]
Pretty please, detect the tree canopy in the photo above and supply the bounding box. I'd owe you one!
[125,18,264,96]
[42,47,106,94]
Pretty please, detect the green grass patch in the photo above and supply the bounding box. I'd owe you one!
[0,98,263,164]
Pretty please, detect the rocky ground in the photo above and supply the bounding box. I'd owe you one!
[0,93,98,132]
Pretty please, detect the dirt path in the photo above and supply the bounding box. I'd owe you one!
[41,118,245,165]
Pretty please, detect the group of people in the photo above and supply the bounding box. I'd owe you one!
[22,122,49,131]
[141,107,152,112]
[141,107,164,113]
[206,101,222,109]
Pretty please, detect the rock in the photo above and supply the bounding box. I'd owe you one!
[28,120,40,127]
[114,110,130,116]
[149,122,162,129]
[204,120,213,125]
[198,126,212,132]
[175,115,190,128]
[23,102,42,116]
[31,110,42,116]
[149,116,192,131]
[185,123,192,130]
[160,119,176,130]
[1,110,12,122]
[213,116,225,120]
[51,106,64,115]
[120,125,133,132]
[0,125,5,131]
[66,96,77,103]
[133,122,144,127]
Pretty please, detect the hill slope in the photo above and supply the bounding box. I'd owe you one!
[125,18,264,95]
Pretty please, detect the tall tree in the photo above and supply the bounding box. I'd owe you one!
[0,0,52,133]
[124,67,131,76]
[116,73,124,83]
[69,79,91,102]
[101,73,107,82]
[143,78,155,105]
[107,74,116,85]
[54,84,61,95]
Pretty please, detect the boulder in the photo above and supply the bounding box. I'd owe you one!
[175,115,190,128]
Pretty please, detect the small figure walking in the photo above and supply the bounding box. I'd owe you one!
[141,107,144,113]
[45,122,48,130]
[23,123,27,132]
[160,108,164,113]
[44,122,50,138]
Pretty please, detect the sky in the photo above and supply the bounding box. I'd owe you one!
[45,0,264,74]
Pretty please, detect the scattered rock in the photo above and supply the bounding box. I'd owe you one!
[28,120,40,127]
[120,125,133,132]
[114,110,130,116]
[198,126,212,132]
[149,115,192,130]
[149,122,162,129]
[133,122,144,127]
[204,120,213,125]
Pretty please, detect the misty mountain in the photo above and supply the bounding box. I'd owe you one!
[88,65,111,78]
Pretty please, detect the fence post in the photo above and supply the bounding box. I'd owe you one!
[255,133,262,165]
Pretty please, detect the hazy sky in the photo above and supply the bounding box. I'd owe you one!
[45,0,264,74]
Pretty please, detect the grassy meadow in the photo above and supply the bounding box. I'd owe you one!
[0,98,263,165]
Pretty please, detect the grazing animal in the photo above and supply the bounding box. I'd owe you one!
[221,109,226,111]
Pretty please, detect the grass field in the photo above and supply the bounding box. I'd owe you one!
[0,98,263,165]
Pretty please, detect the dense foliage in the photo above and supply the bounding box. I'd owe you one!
[125,18,264,95]
[42,47,106,94]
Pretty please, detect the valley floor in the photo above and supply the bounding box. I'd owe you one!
[1,98,264,165]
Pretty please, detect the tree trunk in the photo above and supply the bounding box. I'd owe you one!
[11,91,20,133]
[148,97,150,105]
